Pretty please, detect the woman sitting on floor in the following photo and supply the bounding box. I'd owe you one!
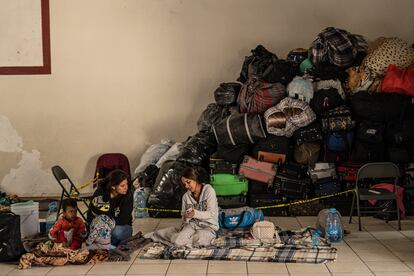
[87,169,133,246]
[146,166,219,248]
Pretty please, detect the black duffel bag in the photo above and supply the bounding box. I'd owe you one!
[0,212,25,261]
[251,134,290,159]
[350,91,408,122]
[214,82,242,105]
[212,113,266,146]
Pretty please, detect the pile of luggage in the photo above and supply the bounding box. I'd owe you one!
[136,27,414,217]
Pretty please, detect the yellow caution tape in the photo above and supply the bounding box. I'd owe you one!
[256,189,355,210]
[136,189,356,213]
[70,173,99,196]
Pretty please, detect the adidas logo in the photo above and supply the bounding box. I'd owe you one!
[229,216,239,225]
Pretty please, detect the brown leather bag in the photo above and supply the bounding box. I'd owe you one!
[293,142,320,166]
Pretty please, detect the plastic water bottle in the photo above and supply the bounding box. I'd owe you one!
[325,208,343,243]
[46,201,58,233]
[312,230,321,246]
[134,187,148,218]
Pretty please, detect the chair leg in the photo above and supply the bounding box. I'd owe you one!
[57,190,64,220]
[356,193,362,231]
[349,192,355,224]
[396,198,401,231]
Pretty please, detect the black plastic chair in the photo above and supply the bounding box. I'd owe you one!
[51,165,94,222]
[349,162,401,231]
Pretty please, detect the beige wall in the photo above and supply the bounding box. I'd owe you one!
[0,0,413,196]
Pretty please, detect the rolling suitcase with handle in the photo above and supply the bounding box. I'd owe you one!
[274,174,311,199]
[210,173,248,196]
[239,156,278,185]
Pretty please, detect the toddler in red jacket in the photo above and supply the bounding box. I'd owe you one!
[48,199,86,250]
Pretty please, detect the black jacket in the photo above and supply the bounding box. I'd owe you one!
[87,186,133,226]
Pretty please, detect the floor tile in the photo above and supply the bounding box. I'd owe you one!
[0,264,16,276]
[166,262,207,274]
[208,260,247,274]
[388,250,414,261]
[373,272,414,276]
[170,259,208,264]
[87,263,131,275]
[248,274,289,276]
[47,264,93,275]
[331,273,374,276]
[6,266,52,276]
[133,258,171,265]
[285,263,330,274]
[326,260,370,273]
[364,261,412,272]
[206,274,247,276]
[127,264,169,275]
[285,273,331,276]
[357,250,400,262]
[247,262,288,274]
[404,261,414,270]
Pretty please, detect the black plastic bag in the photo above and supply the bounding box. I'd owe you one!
[263,59,298,85]
[147,161,187,218]
[238,45,278,83]
[216,144,251,164]
[197,103,231,133]
[147,161,209,218]
[214,82,241,105]
[176,132,217,166]
[136,164,159,188]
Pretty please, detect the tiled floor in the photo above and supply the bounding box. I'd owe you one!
[2,216,414,276]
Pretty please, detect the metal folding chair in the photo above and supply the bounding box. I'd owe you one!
[349,162,401,231]
[51,165,94,222]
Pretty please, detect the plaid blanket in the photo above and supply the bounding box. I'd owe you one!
[141,228,337,264]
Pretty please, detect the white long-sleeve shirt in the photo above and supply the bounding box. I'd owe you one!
[181,184,219,231]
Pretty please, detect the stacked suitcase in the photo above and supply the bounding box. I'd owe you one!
[210,156,248,208]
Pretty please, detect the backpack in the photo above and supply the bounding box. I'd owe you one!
[0,213,25,261]
[310,88,343,116]
[324,131,354,152]
[321,106,355,132]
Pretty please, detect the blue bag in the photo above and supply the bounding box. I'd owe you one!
[325,132,354,152]
[218,207,264,229]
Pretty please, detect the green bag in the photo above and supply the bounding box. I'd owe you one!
[210,173,248,196]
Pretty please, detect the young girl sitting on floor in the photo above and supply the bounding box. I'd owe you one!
[146,166,219,248]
